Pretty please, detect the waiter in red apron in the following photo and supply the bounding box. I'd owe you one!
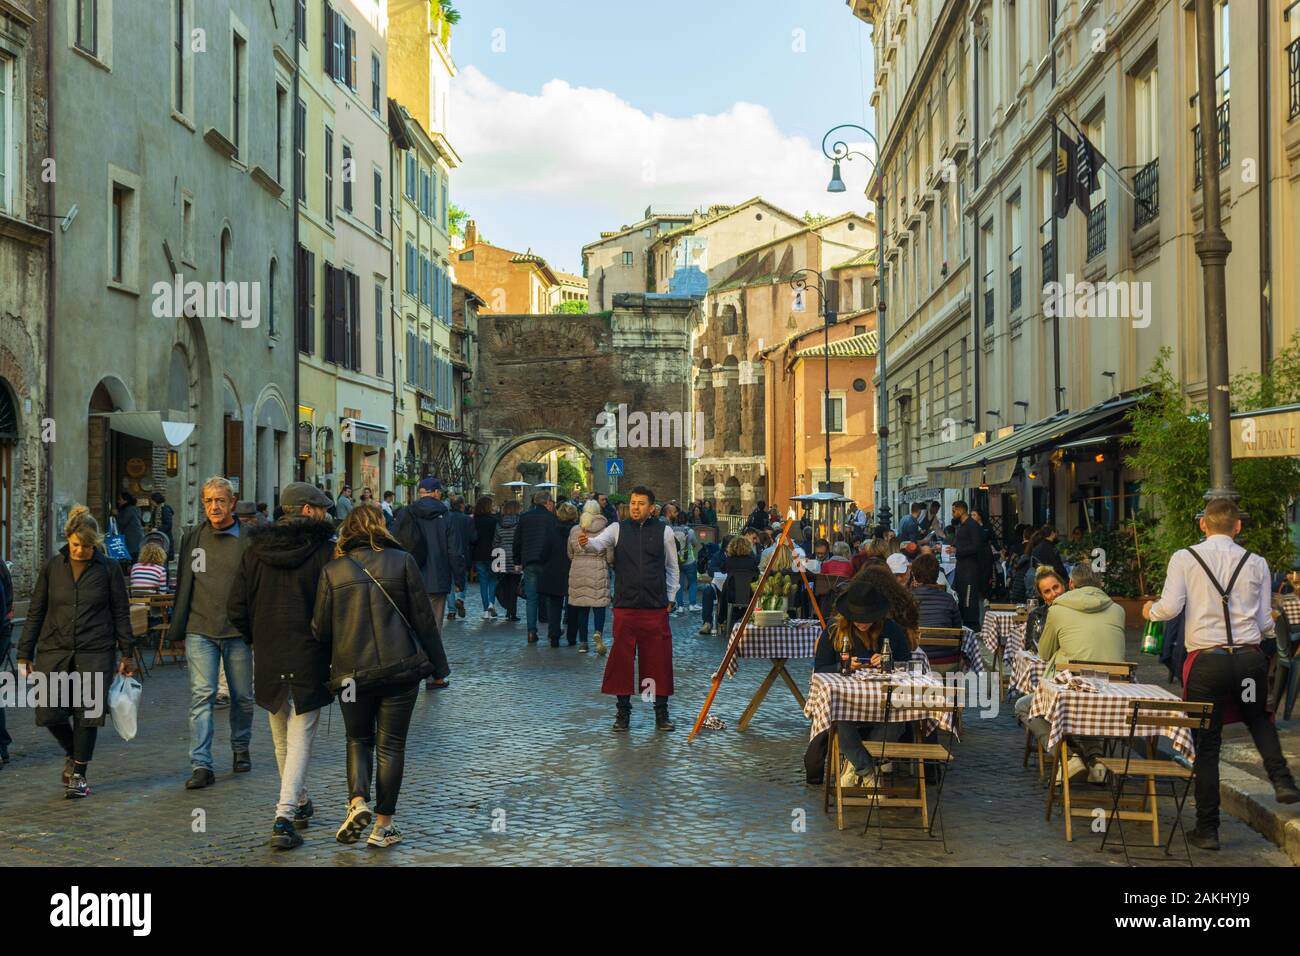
[579,485,679,731]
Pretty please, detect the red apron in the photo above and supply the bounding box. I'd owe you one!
[601,607,674,698]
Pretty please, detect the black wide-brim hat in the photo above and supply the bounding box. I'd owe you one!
[833,577,890,624]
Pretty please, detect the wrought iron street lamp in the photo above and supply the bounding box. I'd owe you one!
[820,123,889,530]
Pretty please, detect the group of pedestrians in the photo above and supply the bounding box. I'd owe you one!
[16,479,449,852]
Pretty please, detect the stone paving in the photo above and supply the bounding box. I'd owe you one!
[0,590,1290,867]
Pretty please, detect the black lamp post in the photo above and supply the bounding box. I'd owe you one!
[789,269,835,495]
[821,123,888,530]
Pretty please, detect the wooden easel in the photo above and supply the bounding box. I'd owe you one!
[688,518,830,741]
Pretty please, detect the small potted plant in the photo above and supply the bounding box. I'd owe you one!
[753,574,794,626]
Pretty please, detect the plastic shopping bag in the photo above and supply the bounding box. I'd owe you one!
[109,674,143,741]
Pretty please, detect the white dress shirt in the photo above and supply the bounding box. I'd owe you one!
[1147,535,1274,651]
[582,520,679,605]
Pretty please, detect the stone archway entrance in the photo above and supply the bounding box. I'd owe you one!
[475,293,696,503]
[486,432,593,501]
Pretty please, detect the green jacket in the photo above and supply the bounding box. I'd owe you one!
[1037,586,1127,678]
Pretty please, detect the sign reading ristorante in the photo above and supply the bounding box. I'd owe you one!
[1231,407,1300,459]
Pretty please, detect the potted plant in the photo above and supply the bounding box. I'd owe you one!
[753,574,793,626]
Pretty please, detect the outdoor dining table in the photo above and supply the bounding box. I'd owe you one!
[1009,651,1046,697]
[726,618,822,731]
[980,609,1027,673]
[1028,672,1196,843]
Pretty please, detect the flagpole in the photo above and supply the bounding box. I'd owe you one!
[1059,113,1146,207]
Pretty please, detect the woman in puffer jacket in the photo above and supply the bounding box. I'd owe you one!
[567,500,613,655]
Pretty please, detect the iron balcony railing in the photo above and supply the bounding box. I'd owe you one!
[1133,158,1159,228]
[1041,239,1055,284]
[1086,199,1107,261]
[1289,36,1300,120]
[983,270,994,326]
[1192,99,1231,187]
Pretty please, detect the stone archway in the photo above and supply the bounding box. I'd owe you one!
[474,294,696,502]
[486,431,593,500]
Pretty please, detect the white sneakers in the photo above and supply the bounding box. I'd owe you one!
[1055,755,1089,785]
[336,799,373,844]
[368,823,402,847]
[838,762,881,790]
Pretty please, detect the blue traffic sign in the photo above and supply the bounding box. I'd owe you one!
[606,457,624,477]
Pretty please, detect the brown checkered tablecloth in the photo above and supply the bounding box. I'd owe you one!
[804,668,956,740]
[1027,675,1195,759]
[1009,651,1046,696]
[980,611,1026,666]
[724,619,822,677]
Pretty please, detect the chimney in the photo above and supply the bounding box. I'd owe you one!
[465,219,478,247]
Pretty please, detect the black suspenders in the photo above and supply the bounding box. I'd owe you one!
[1185,545,1253,648]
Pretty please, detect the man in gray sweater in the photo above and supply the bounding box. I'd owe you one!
[168,476,253,790]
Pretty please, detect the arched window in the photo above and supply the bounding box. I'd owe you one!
[721,304,738,336]
[220,227,233,317]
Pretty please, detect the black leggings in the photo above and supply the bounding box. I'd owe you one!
[340,684,419,816]
[48,720,99,765]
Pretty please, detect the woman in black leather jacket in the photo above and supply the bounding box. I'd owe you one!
[311,505,448,849]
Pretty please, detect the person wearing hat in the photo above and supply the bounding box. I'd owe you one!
[886,551,911,587]
[393,477,462,687]
[227,482,337,849]
[805,577,915,788]
[235,500,259,527]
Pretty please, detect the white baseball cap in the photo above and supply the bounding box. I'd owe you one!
[886,553,910,575]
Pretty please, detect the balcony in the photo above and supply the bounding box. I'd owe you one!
[1041,238,1055,284]
[1133,158,1159,228]
[1290,36,1300,120]
[1192,99,1231,187]
[1009,252,1023,313]
[1086,200,1106,261]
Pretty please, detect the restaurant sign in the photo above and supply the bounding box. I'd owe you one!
[1231,407,1300,460]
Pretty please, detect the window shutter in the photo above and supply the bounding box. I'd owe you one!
[224,417,243,486]
[322,264,334,361]
[332,266,346,364]
[348,271,361,371]
[323,1,334,76]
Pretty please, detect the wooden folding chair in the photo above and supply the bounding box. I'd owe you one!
[917,627,964,675]
[723,570,756,636]
[148,594,183,667]
[987,603,1021,612]
[1067,659,1138,682]
[1095,700,1213,865]
[860,682,962,853]
[811,573,841,623]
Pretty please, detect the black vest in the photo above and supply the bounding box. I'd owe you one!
[613,518,668,609]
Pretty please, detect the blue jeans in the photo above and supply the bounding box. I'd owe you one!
[475,560,498,611]
[523,564,543,634]
[677,562,698,607]
[187,634,254,770]
[567,605,608,644]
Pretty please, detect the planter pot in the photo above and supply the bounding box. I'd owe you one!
[1114,596,1157,631]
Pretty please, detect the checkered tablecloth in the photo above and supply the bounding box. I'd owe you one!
[1280,594,1300,628]
[724,619,822,677]
[1027,675,1195,759]
[980,611,1026,666]
[1009,651,1046,696]
[804,667,956,740]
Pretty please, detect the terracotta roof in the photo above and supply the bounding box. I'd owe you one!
[794,330,879,359]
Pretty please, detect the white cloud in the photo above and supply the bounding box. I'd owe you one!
[449,66,875,267]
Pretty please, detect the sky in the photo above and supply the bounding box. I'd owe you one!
[448,0,879,276]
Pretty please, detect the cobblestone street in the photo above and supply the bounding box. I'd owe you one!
[0,591,1289,866]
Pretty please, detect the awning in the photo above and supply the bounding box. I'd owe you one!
[340,418,388,447]
[100,412,195,448]
[1230,403,1300,459]
[927,395,1141,488]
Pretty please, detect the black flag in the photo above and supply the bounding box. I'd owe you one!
[1054,128,1076,220]
[1074,131,1102,216]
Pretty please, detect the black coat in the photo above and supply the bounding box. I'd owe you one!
[951,516,984,603]
[514,505,558,567]
[1010,554,1033,602]
[814,618,910,672]
[116,503,144,559]
[539,519,577,596]
[975,524,995,597]
[227,517,336,713]
[393,495,462,595]
[472,512,499,563]
[1030,538,1069,584]
[18,547,133,727]
[310,542,449,695]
